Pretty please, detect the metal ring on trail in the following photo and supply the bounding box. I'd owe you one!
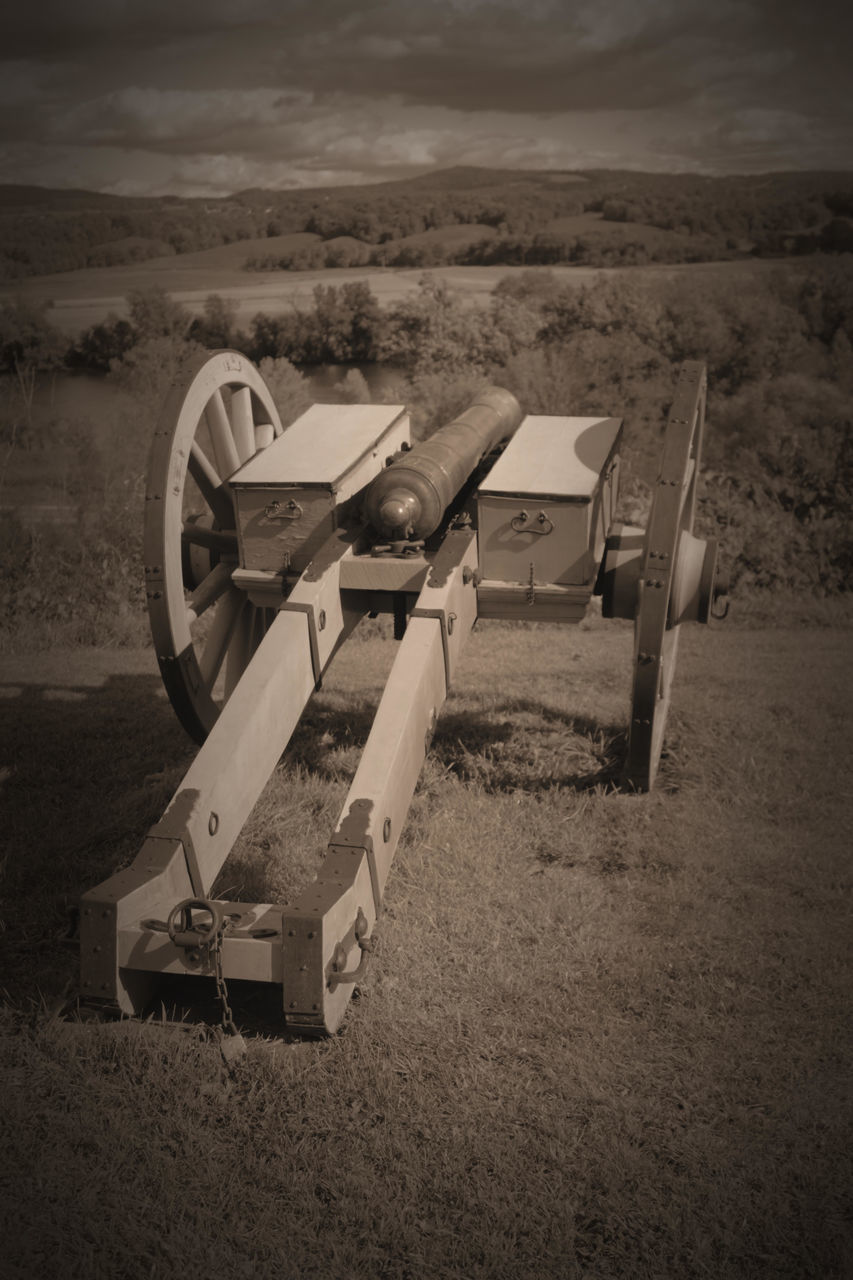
[166,897,223,950]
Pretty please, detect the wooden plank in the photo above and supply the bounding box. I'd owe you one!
[156,546,363,896]
[235,486,335,573]
[412,530,478,685]
[283,849,375,1034]
[284,548,361,676]
[476,580,591,622]
[477,495,591,586]
[479,415,622,500]
[158,608,317,895]
[232,404,408,487]
[119,903,284,984]
[80,838,194,1014]
[282,536,480,1034]
[338,554,430,593]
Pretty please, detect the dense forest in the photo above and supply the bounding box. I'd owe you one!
[1,250,851,649]
[2,168,853,281]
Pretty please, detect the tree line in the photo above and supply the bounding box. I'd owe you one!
[1,257,851,632]
[3,168,853,281]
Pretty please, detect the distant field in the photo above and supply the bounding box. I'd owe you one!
[545,211,702,249]
[3,254,796,336]
[383,222,498,249]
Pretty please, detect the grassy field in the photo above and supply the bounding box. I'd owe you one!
[0,615,850,1278]
[3,253,792,335]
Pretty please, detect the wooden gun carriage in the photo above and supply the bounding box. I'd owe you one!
[81,352,724,1036]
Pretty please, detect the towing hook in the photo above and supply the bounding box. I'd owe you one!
[328,909,374,989]
[166,897,223,953]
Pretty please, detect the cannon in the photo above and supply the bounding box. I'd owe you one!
[80,352,724,1037]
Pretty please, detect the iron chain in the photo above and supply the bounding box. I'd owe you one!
[210,925,239,1037]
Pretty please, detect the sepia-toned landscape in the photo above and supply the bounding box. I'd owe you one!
[1,94,851,1280]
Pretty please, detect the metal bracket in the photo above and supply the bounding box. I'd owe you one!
[278,601,323,690]
[328,798,382,917]
[511,509,554,535]
[427,529,474,588]
[265,498,303,521]
[409,607,453,687]
[370,539,425,558]
[328,908,373,989]
[147,789,205,895]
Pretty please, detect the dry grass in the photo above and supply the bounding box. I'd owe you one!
[0,619,851,1278]
[5,256,795,336]
[544,212,685,251]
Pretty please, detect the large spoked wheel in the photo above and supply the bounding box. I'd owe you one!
[625,360,715,790]
[144,350,284,744]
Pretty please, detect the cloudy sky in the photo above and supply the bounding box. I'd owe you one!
[1,0,849,197]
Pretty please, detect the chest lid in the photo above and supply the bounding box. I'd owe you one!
[231,403,408,490]
[478,415,622,502]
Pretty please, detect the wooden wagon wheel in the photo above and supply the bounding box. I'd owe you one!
[144,349,284,744]
[624,360,717,790]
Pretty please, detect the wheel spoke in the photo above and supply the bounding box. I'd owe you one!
[682,457,698,527]
[186,562,233,625]
[206,389,241,479]
[147,349,285,742]
[188,442,234,528]
[230,386,256,464]
[182,523,238,556]
[249,605,262,651]
[198,587,245,688]
[224,600,254,697]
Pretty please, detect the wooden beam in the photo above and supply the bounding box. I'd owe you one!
[283,530,479,1034]
[81,538,362,1014]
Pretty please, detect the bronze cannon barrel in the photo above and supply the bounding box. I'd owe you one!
[364,386,523,541]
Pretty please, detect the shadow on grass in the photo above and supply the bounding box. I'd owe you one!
[0,673,627,1026]
[0,674,194,1006]
[432,697,628,793]
[284,693,628,793]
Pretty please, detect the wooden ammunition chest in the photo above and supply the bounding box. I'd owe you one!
[476,415,622,617]
[231,403,410,573]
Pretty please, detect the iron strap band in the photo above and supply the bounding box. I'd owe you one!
[327,839,382,918]
[409,607,452,689]
[278,601,322,689]
[147,799,205,896]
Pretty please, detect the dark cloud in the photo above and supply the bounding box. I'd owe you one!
[0,0,848,193]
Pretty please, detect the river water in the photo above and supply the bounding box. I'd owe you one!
[9,361,402,434]
[1,362,405,519]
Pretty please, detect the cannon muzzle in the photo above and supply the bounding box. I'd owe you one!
[364,386,523,541]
